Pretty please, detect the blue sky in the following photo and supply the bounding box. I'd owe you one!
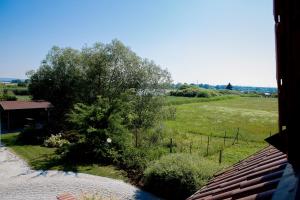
[0,0,276,87]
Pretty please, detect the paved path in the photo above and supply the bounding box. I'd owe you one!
[0,147,158,200]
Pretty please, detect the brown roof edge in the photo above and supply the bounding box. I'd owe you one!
[0,100,54,111]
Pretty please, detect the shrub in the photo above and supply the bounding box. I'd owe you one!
[56,142,94,164]
[143,153,221,200]
[62,130,82,143]
[17,127,48,145]
[117,147,166,181]
[11,88,29,95]
[44,133,70,148]
[170,87,221,98]
[0,90,17,101]
[118,147,149,179]
[63,97,133,165]
[218,89,241,95]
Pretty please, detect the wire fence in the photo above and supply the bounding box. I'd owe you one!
[166,128,272,164]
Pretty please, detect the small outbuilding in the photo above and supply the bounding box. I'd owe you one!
[0,101,53,133]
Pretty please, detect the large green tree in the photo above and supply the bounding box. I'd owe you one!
[28,40,171,128]
[81,40,171,102]
[28,47,84,119]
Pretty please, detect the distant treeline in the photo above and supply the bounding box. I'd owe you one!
[171,83,277,94]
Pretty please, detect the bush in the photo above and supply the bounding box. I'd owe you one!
[44,133,70,148]
[118,147,149,179]
[170,87,220,98]
[17,127,49,145]
[0,90,17,101]
[61,130,82,143]
[11,88,29,95]
[56,142,95,164]
[117,147,166,181]
[219,89,240,95]
[143,153,221,200]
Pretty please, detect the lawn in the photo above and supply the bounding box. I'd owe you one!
[1,132,127,181]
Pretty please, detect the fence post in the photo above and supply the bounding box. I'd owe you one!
[206,136,210,156]
[170,138,173,153]
[189,141,192,154]
[135,129,138,147]
[223,130,226,147]
[219,149,223,164]
[232,128,240,145]
[237,128,239,144]
[201,135,202,144]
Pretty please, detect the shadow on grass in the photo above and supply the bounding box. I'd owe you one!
[29,153,79,172]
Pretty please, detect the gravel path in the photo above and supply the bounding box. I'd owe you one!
[0,147,159,200]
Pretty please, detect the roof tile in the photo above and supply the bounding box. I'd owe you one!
[187,146,287,200]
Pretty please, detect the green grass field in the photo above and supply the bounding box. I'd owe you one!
[163,96,278,166]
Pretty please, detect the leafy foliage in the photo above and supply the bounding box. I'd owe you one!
[17,127,49,145]
[28,47,84,124]
[44,133,70,148]
[143,153,220,200]
[28,40,171,125]
[64,96,129,163]
[0,90,17,101]
[170,85,220,98]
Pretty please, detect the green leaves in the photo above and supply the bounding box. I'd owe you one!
[28,40,171,125]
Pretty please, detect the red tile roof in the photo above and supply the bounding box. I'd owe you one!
[187,146,287,200]
[57,193,77,200]
[0,101,53,111]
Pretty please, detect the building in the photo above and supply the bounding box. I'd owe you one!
[0,100,53,133]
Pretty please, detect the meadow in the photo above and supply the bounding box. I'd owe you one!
[163,96,278,165]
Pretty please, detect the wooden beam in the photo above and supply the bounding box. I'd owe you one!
[7,111,10,131]
[274,0,300,167]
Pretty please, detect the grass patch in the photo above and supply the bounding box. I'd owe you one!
[1,132,127,181]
